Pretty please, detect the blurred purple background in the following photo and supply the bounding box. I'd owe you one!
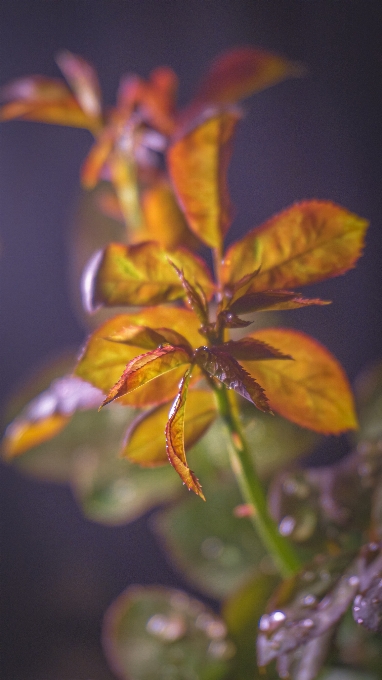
[1,1,382,678]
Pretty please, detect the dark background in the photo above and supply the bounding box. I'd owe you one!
[1,1,382,678]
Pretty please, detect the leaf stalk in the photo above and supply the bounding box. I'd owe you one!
[213,383,301,578]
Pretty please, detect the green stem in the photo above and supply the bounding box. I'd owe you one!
[214,384,301,578]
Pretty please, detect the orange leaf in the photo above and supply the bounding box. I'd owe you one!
[122,390,217,466]
[222,201,369,292]
[81,128,115,188]
[190,46,303,109]
[3,414,69,459]
[167,113,239,249]
[56,50,102,121]
[2,376,103,458]
[101,345,191,407]
[141,180,200,250]
[165,368,205,499]
[195,346,270,412]
[82,241,214,311]
[0,75,96,129]
[75,307,202,407]
[241,328,358,434]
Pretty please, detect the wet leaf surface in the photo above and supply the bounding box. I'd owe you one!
[222,572,279,680]
[103,585,233,680]
[154,482,267,599]
[5,401,182,525]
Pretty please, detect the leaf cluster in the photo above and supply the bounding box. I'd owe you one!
[0,45,375,680]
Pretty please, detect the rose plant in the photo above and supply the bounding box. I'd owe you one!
[2,46,382,680]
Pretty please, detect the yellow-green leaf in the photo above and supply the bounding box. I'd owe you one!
[167,113,239,249]
[122,390,217,466]
[75,307,202,407]
[166,368,205,498]
[222,201,369,292]
[101,345,191,407]
[82,241,214,311]
[241,328,358,434]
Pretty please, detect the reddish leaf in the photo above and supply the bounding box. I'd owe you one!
[82,241,214,312]
[165,367,205,498]
[222,201,369,292]
[0,74,95,129]
[169,261,208,325]
[190,46,303,109]
[75,307,202,407]
[217,310,252,329]
[167,112,239,249]
[195,346,270,412]
[101,344,192,407]
[107,325,193,354]
[241,328,358,434]
[56,50,102,121]
[117,66,178,135]
[230,290,331,314]
[2,376,103,458]
[122,390,217,466]
[220,338,292,361]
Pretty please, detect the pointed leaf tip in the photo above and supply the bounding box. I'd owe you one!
[165,367,205,499]
[195,346,271,412]
[102,344,192,407]
[223,200,369,292]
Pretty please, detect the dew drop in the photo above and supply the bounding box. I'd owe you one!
[146,613,186,641]
[201,536,224,560]
[279,515,296,536]
[302,594,317,607]
[259,615,270,632]
[301,618,314,629]
[348,576,360,587]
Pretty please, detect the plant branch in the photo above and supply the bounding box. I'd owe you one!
[213,384,302,578]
